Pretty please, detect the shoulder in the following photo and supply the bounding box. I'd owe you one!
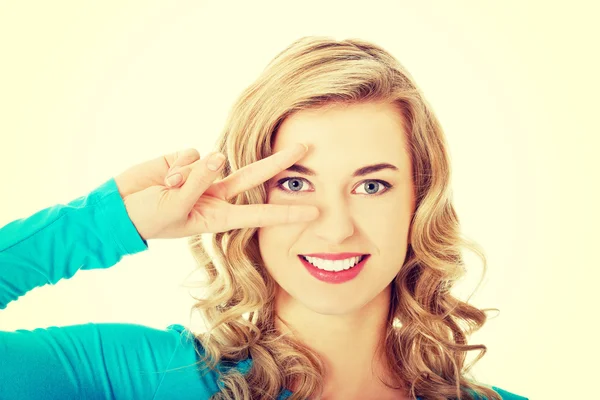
[68,322,219,398]
[153,323,246,399]
[64,322,228,399]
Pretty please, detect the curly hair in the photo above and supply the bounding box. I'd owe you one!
[183,36,501,400]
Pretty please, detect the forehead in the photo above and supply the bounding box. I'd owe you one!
[273,102,410,171]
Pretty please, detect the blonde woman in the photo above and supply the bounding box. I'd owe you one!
[0,36,527,400]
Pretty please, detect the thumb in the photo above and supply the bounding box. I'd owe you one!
[176,152,226,211]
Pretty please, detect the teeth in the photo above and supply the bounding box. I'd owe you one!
[303,255,363,272]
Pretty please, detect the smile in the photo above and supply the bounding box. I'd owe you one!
[297,254,370,284]
[300,254,367,271]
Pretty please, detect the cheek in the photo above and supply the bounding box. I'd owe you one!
[367,216,408,249]
[361,200,411,230]
[361,203,412,256]
[258,226,291,261]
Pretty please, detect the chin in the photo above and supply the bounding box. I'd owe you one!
[295,288,368,316]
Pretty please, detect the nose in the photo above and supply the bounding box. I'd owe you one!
[311,199,355,245]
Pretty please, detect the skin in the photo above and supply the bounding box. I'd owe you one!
[258,101,417,399]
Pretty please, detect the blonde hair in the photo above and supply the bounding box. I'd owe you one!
[186,36,501,400]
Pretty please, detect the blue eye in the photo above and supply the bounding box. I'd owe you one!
[279,177,308,193]
[355,180,390,195]
[275,177,392,196]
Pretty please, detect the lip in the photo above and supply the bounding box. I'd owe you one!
[300,252,368,260]
[298,254,370,284]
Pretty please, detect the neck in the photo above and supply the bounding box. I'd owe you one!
[275,284,404,397]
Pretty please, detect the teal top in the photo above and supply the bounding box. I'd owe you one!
[0,177,527,399]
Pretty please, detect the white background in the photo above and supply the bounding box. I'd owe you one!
[1,1,598,398]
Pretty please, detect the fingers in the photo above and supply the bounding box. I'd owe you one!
[220,203,319,231]
[176,151,226,211]
[164,149,201,188]
[165,166,191,188]
[218,143,309,200]
[165,148,201,171]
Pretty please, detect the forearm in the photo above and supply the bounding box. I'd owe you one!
[0,178,148,309]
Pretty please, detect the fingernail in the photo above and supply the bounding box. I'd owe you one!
[166,173,182,187]
[294,143,308,153]
[207,153,225,171]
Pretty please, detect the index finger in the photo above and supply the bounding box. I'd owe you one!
[217,143,309,200]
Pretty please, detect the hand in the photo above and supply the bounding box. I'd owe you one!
[114,144,319,241]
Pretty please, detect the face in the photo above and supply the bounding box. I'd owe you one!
[258,101,416,317]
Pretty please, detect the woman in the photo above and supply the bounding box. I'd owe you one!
[0,36,526,399]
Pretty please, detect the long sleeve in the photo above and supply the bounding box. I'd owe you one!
[0,178,226,399]
[0,322,222,399]
[0,177,148,309]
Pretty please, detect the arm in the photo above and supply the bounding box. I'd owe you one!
[0,177,148,309]
[0,178,221,399]
[0,322,205,399]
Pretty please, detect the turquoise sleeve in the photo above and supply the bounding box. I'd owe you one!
[0,178,223,399]
[0,177,148,309]
[0,322,213,399]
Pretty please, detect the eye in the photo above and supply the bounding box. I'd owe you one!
[354,180,392,195]
[277,177,312,194]
[275,177,393,196]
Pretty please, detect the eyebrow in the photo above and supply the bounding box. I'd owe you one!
[285,162,399,177]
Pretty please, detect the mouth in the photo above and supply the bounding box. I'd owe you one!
[298,254,369,266]
[297,254,370,284]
